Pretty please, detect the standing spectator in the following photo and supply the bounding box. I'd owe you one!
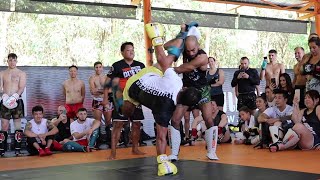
[303,37,320,94]
[104,42,145,160]
[260,49,285,88]
[0,53,27,156]
[63,65,85,119]
[207,57,225,110]
[231,57,260,115]
[293,47,306,109]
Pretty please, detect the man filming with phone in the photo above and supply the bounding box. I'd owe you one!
[51,105,73,150]
[231,57,260,114]
[260,49,285,88]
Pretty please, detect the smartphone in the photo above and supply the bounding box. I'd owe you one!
[271,78,276,84]
[294,89,301,102]
[62,110,67,115]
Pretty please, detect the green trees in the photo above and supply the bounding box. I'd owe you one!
[0,0,309,67]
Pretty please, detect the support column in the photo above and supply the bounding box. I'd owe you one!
[143,0,153,66]
[315,1,320,35]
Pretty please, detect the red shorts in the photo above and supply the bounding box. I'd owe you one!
[65,103,83,119]
[76,139,88,146]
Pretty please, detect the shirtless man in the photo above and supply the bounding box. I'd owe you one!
[89,62,113,146]
[89,62,112,126]
[293,47,306,108]
[63,65,85,120]
[0,53,26,156]
[260,49,285,88]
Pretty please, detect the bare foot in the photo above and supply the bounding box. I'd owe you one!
[132,149,146,155]
[107,153,116,160]
[180,24,186,32]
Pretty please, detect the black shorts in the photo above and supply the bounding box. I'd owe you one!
[313,134,320,149]
[128,80,175,127]
[1,99,24,119]
[112,105,144,121]
[237,93,256,110]
[211,93,224,107]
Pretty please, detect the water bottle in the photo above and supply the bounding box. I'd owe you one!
[261,57,268,70]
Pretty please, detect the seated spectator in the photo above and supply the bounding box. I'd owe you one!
[265,86,275,107]
[51,105,73,150]
[190,115,206,142]
[258,89,293,147]
[62,108,101,152]
[253,94,271,148]
[181,109,200,145]
[24,105,58,156]
[190,100,231,144]
[278,73,294,106]
[234,106,259,145]
[270,90,320,152]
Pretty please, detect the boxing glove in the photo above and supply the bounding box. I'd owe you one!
[145,23,165,46]
[300,63,314,75]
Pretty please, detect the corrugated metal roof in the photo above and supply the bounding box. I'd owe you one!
[231,0,304,7]
[196,0,313,11]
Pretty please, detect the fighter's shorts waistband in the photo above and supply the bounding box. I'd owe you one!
[294,85,306,89]
[65,102,83,106]
[93,97,103,101]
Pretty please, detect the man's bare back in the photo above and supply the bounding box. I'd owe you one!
[63,79,85,104]
[1,68,26,96]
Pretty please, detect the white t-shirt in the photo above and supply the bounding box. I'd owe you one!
[70,118,95,141]
[137,68,183,105]
[29,118,49,143]
[263,105,293,119]
[244,115,256,130]
[267,99,276,108]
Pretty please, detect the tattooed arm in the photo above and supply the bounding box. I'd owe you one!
[23,122,38,138]
[45,120,59,136]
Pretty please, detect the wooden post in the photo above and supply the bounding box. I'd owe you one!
[143,0,153,66]
[315,1,320,35]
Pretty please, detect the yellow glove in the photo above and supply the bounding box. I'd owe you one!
[145,23,165,46]
[158,161,178,176]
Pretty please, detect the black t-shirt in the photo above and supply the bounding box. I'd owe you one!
[107,59,145,90]
[231,68,260,94]
[55,118,71,142]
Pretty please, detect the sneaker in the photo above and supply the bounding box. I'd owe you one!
[168,154,179,162]
[44,147,53,156]
[38,148,46,157]
[207,152,219,160]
